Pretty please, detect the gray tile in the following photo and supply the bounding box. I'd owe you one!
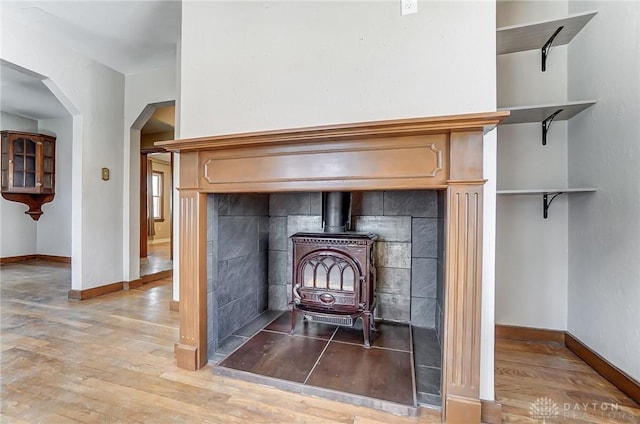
[227,193,269,216]
[257,284,268,312]
[287,215,323,236]
[437,190,445,217]
[411,297,436,328]
[417,392,441,408]
[310,192,322,215]
[376,268,410,296]
[437,216,445,259]
[269,192,310,216]
[413,327,441,368]
[383,190,438,217]
[416,365,441,396]
[411,258,437,299]
[353,216,411,242]
[218,216,259,260]
[268,284,289,310]
[376,242,411,268]
[217,252,266,307]
[207,242,216,293]
[269,217,287,251]
[412,218,438,258]
[217,334,248,355]
[376,293,410,322]
[435,304,444,344]
[259,216,269,252]
[208,290,219,350]
[234,310,281,337]
[207,290,215,346]
[351,191,383,216]
[217,291,258,341]
[216,193,230,215]
[268,250,288,285]
[208,342,219,360]
[436,258,444,304]
[207,194,218,241]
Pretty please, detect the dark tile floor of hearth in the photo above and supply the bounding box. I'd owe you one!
[213,310,422,416]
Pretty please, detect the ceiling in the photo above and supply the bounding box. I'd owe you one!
[1,0,181,121]
[1,61,69,119]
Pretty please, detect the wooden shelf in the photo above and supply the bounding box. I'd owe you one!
[497,188,597,195]
[497,188,597,219]
[498,100,596,125]
[497,11,597,55]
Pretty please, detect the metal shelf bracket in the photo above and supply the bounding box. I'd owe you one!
[543,192,564,219]
[541,26,564,72]
[542,109,563,146]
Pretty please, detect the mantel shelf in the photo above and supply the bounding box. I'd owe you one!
[497,10,598,55]
[497,188,598,219]
[498,100,597,125]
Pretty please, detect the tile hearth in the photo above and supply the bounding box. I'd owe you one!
[212,310,442,416]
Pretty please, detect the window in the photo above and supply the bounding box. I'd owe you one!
[152,171,164,221]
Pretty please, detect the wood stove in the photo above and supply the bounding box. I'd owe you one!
[290,192,378,347]
[290,232,377,347]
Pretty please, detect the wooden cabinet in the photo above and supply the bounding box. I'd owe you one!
[1,131,56,220]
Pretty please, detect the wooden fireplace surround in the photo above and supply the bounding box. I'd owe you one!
[158,111,508,423]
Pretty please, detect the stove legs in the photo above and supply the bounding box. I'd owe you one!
[290,307,297,335]
[362,311,374,348]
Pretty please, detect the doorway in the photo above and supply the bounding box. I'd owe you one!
[139,106,174,277]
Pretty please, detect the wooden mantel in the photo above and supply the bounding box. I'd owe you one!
[158,111,509,424]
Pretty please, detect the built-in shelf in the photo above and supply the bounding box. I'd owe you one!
[497,11,598,54]
[497,10,597,71]
[498,100,597,145]
[497,188,597,219]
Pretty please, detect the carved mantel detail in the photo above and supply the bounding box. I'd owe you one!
[158,111,509,424]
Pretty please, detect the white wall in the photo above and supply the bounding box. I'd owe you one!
[1,15,125,290]
[180,1,496,136]
[180,0,498,398]
[123,66,176,282]
[37,117,72,257]
[495,0,570,330]
[0,112,38,257]
[567,0,640,381]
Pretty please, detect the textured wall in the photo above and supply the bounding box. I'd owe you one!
[567,0,640,381]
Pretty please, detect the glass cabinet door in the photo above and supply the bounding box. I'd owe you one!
[12,137,38,190]
[42,139,54,191]
[2,133,55,194]
[1,134,8,191]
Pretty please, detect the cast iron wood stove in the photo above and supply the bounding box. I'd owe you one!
[290,192,378,347]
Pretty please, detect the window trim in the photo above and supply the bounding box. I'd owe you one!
[152,170,164,222]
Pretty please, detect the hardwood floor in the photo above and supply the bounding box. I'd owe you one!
[140,242,172,277]
[1,260,639,423]
[495,338,640,423]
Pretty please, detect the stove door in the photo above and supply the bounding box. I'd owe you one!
[294,251,362,313]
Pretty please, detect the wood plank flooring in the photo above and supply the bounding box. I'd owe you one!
[495,338,640,423]
[2,260,639,423]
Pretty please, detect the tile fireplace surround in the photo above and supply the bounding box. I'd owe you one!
[158,111,508,424]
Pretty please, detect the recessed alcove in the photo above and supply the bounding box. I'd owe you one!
[204,190,446,411]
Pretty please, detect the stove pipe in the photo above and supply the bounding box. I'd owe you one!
[322,192,352,233]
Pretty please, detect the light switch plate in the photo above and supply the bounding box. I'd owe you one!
[101,167,110,181]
